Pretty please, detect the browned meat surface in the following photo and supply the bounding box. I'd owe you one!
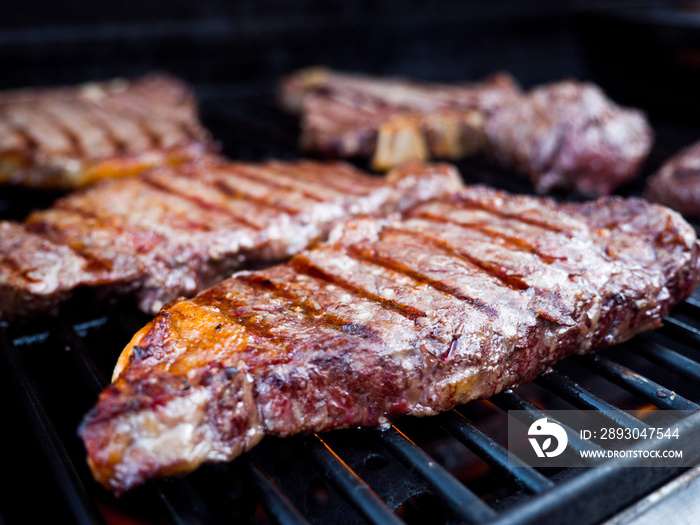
[0,73,216,189]
[80,187,700,493]
[279,67,521,170]
[645,140,700,220]
[0,160,461,320]
[485,80,653,196]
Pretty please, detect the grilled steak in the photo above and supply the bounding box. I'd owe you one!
[80,187,700,493]
[645,140,700,220]
[279,67,521,170]
[484,80,654,196]
[0,160,461,320]
[0,73,215,189]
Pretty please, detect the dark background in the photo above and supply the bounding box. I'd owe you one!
[1,1,698,127]
[1,1,589,90]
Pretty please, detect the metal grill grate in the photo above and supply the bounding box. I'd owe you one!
[2,84,700,525]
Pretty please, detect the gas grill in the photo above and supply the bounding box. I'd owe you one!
[2,2,700,524]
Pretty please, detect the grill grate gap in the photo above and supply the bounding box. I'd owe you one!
[305,434,404,525]
[372,425,498,524]
[438,410,553,494]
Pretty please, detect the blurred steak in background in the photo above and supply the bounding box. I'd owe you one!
[484,79,654,196]
[0,73,215,189]
[646,140,700,219]
[279,67,520,170]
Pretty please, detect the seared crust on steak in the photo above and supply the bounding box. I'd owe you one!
[80,188,700,493]
[279,67,521,170]
[0,160,462,320]
[484,80,653,196]
[0,73,216,189]
[645,140,700,220]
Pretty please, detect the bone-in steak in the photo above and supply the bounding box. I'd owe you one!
[279,67,521,170]
[80,186,700,493]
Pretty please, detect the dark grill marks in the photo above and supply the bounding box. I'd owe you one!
[243,163,352,202]
[210,177,301,216]
[231,165,326,203]
[272,161,377,196]
[374,223,585,326]
[408,209,563,264]
[71,98,132,155]
[95,92,166,128]
[193,276,382,366]
[345,242,499,319]
[79,97,148,152]
[83,95,162,150]
[140,173,263,232]
[296,160,386,189]
[46,116,85,158]
[81,79,205,149]
[5,105,77,157]
[290,255,427,322]
[28,207,131,275]
[141,119,189,150]
[113,104,165,149]
[444,194,575,236]
[192,288,296,349]
[384,226,530,291]
[38,100,116,160]
[235,272,384,339]
[155,170,295,231]
[61,179,244,234]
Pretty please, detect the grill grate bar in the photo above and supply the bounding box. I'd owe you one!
[535,370,649,429]
[0,325,106,525]
[577,354,700,411]
[661,315,700,348]
[242,457,312,525]
[439,410,553,494]
[634,336,700,384]
[490,391,602,454]
[373,425,498,524]
[306,434,405,525]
